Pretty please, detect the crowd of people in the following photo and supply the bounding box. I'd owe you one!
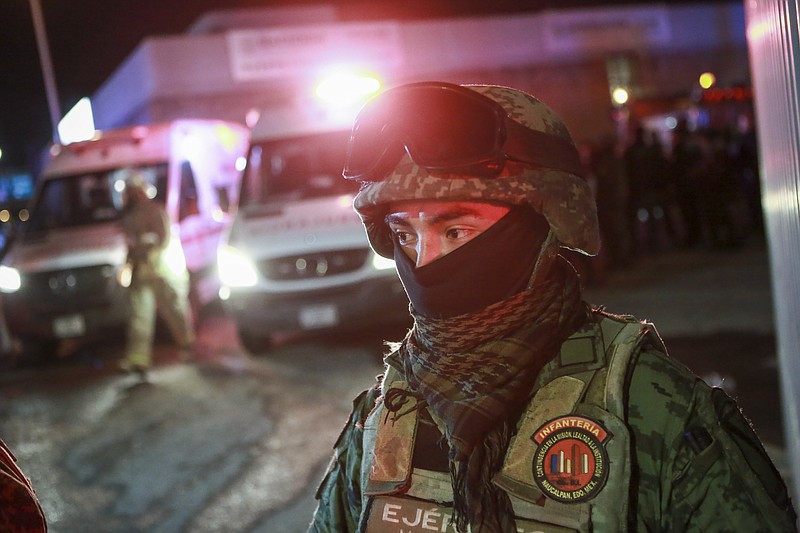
[577,118,764,284]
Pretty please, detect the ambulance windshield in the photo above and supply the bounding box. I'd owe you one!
[240,130,357,207]
[24,164,168,234]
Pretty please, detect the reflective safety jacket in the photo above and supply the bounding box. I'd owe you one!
[309,311,798,532]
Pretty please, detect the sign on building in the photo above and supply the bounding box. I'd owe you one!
[226,22,405,82]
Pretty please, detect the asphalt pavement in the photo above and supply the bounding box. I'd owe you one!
[580,233,792,491]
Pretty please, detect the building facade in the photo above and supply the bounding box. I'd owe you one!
[89,2,750,146]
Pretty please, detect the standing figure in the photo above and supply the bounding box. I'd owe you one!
[308,82,796,532]
[593,134,631,268]
[624,127,674,256]
[118,172,194,379]
[623,126,652,256]
[671,124,706,248]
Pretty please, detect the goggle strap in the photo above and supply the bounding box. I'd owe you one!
[504,119,584,178]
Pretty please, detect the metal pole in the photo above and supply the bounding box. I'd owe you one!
[28,0,61,144]
[745,0,800,514]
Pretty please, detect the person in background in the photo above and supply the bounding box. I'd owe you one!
[308,82,797,532]
[1,438,47,532]
[591,133,631,269]
[117,172,194,380]
[697,129,743,250]
[734,115,765,235]
[671,123,706,248]
[624,126,675,256]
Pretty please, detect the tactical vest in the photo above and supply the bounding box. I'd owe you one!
[358,313,658,533]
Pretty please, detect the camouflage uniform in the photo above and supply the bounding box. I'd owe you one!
[309,84,798,531]
[309,311,797,531]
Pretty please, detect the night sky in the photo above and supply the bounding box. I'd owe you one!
[0,0,730,170]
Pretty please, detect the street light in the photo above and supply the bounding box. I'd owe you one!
[699,71,716,89]
[28,0,61,144]
[612,87,630,106]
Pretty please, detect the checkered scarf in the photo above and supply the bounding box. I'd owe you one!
[393,257,586,532]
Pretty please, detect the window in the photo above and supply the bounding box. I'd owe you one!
[179,161,200,220]
[25,163,168,234]
[240,131,358,207]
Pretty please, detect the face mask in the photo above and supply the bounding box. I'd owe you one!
[393,206,550,318]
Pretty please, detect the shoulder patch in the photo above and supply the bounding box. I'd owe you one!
[531,415,611,503]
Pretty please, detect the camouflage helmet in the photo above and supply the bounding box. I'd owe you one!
[351,84,600,258]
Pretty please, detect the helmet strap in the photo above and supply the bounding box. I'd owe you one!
[527,229,558,289]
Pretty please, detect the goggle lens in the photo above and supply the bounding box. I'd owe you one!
[345,84,503,180]
[343,82,583,181]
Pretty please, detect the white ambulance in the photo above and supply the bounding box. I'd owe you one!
[217,96,409,353]
[0,119,250,354]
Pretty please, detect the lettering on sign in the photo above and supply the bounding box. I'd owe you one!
[226,22,404,82]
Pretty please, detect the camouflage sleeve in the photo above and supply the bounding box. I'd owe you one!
[627,344,797,532]
[308,384,382,533]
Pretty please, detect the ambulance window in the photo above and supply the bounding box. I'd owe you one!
[240,146,263,207]
[244,131,357,204]
[216,187,231,213]
[109,165,168,206]
[179,161,200,220]
[153,166,168,204]
[27,171,128,232]
[85,179,116,221]
[27,178,70,232]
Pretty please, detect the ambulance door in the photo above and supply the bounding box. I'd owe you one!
[177,159,228,306]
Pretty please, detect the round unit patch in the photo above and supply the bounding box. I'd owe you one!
[531,415,611,503]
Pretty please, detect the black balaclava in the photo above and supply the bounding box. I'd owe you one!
[393,205,551,318]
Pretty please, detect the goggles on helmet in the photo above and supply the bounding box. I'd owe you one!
[343,82,584,182]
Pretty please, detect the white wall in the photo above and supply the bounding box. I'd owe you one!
[90,2,748,134]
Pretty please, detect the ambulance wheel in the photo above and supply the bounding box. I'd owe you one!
[237,328,273,355]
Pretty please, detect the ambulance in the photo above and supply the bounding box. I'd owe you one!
[0,119,250,354]
[216,83,409,353]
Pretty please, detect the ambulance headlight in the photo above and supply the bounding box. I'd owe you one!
[217,245,258,287]
[371,253,395,271]
[0,265,21,293]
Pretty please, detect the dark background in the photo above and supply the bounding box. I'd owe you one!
[1,0,734,169]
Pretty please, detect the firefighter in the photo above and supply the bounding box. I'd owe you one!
[118,172,194,379]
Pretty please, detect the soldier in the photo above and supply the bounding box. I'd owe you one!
[308,82,797,532]
[118,172,194,379]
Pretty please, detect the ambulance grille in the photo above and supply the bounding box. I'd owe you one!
[259,248,370,280]
[24,264,118,309]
